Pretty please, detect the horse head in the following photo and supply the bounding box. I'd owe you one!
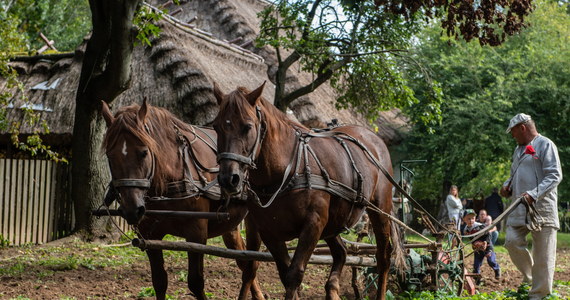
[212,82,266,196]
[101,100,157,225]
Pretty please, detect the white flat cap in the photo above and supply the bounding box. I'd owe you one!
[506,113,531,133]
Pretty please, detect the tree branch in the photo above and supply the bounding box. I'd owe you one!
[279,57,351,109]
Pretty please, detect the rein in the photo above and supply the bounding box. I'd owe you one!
[215,105,543,239]
[462,196,544,242]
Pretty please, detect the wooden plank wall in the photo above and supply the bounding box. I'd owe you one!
[0,158,129,246]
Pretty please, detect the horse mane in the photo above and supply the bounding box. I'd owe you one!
[225,87,308,131]
[102,104,192,194]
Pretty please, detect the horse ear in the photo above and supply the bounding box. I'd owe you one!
[101,100,114,127]
[212,82,225,105]
[138,98,148,123]
[246,81,265,106]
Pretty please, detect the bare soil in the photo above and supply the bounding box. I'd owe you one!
[1,238,569,299]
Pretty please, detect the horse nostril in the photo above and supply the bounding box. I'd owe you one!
[230,174,241,187]
[136,206,146,219]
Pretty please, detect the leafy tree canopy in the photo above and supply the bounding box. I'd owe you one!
[2,0,91,52]
[256,0,535,125]
[399,0,570,204]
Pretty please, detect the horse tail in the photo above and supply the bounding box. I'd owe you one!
[390,212,407,272]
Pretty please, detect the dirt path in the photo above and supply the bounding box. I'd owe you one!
[1,239,569,299]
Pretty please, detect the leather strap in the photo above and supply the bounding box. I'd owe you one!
[112,179,152,188]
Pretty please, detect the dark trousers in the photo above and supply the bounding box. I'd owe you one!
[474,251,500,274]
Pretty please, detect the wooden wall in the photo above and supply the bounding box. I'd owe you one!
[0,159,127,246]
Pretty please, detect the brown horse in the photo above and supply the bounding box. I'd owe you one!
[101,101,264,300]
[212,83,405,300]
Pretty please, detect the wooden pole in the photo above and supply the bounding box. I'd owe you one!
[91,209,230,220]
[132,239,378,267]
[39,32,57,51]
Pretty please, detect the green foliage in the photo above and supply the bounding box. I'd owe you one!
[394,283,565,299]
[4,0,91,51]
[0,13,27,130]
[134,5,163,47]
[137,286,156,297]
[256,0,443,124]
[39,255,80,271]
[399,0,570,202]
[137,287,175,299]
[10,296,31,300]
[0,262,26,277]
[0,234,10,248]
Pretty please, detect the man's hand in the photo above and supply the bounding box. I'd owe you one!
[523,193,535,205]
[500,185,512,198]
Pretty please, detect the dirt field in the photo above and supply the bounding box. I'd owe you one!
[1,237,569,299]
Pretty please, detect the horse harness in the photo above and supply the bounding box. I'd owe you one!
[105,124,229,207]
[214,105,548,241]
[217,106,385,212]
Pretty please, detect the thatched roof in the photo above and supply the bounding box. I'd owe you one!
[1,0,408,146]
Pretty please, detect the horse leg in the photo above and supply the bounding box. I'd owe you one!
[324,235,347,300]
[283,214,325,299]
[221,222,265,300]
[146,249,168,300]
[187,248,207,300]
[260,235,297,298]
[368,211,393,300]
[245,219,265,299]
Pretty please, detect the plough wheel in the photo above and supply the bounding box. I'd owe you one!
[432,230,465,295]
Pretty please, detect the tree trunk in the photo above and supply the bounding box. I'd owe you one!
[72,0,142,239]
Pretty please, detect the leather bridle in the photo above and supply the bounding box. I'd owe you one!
[111,152,156,190]
[217,105,266,169]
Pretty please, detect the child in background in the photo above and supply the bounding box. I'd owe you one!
[478,209,499,246]
[462,209,501,281]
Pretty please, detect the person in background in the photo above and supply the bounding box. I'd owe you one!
[478,209,499,245]
[446,185,463,230]
[462,209,501,281]
[500,113,562,300]
[473,191,486,214]
[485,187,505,231]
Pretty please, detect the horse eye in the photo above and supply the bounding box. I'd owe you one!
[243,124,253,134]
[139,149,149,158]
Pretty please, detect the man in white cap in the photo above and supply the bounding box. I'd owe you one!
[500,113,562,300]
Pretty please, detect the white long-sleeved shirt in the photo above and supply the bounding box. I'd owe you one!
[446,194,463,222]
[504,135,563,228]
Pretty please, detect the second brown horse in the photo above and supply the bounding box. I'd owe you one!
[212,83,405,300]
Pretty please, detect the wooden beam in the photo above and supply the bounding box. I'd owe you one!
[91,209,230,220]
[132,239,378,267]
